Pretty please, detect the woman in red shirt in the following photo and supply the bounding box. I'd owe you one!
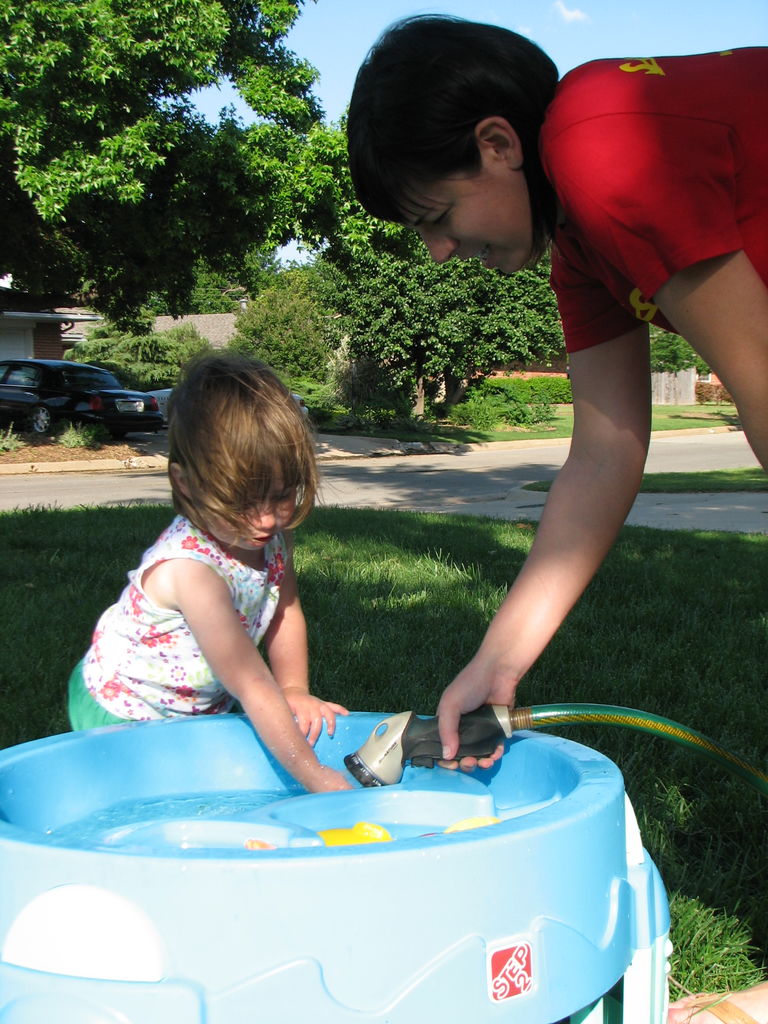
[348,22,768,1021]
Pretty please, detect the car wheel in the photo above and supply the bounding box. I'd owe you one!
[29,406,52,434]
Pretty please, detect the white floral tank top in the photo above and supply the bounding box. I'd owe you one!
[82,515,286,719]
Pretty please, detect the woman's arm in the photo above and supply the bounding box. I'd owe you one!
[263,535,348,744]
[145,557,351,792]
[655,249,768,471]
[438,325,652,759]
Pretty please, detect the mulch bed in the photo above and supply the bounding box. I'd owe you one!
[0,434,164,464]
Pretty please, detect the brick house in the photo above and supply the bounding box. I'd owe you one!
[0,285,101,360]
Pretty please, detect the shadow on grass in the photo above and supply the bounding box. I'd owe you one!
[663,410,741,426]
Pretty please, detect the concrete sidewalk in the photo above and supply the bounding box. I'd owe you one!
[1,428,765,533]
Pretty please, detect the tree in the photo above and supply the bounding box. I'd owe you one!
[67,321,212,389]
[0,0,329,324]
[649,326,709,375]
[323,239,565,414]
[230,265,332,380]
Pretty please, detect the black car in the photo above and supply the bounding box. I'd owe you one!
[0,359,164,437]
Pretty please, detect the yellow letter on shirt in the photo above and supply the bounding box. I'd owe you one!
[629,288,658,322]
[619,58,666,77]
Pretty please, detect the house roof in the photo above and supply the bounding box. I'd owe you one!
[0,310,101,324]
[0,289,102,324]
[153,313,237,349]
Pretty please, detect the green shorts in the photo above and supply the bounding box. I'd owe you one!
[68,658,127,730]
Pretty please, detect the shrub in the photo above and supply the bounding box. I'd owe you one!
[69,322,211,390]
[389,414,431,435]
[447,392,509,430]
[0,425,24,452]
[483,375,572,404]
[334,403,405,433]
[326,342,399,411]
[231,269,332,380]
[696,382,733,404]
[450,377,558,428]
[532,376,571,404]
[288,377,339,423]
[331,397,428,434]
[55,423,109,449]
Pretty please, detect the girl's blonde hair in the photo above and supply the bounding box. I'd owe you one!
[167,352,318,538]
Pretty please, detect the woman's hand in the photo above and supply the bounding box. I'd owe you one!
[282,687,349,745]
[437,647,519,768]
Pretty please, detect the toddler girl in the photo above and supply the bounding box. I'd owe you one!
[68,352,351,793]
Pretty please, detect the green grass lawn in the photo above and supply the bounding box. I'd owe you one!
[323,403,741,445]
[525,467,768,493]
[1,502,766,997]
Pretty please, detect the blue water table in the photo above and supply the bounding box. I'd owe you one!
[0,713,669,1022]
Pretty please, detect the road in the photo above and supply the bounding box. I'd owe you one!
[1,430,765,532]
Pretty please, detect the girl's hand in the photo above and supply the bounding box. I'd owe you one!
[282,688,349,745]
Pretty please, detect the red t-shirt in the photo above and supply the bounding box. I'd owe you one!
[540,48,768,351]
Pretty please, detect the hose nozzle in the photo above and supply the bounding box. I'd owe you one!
[344,706,514,787]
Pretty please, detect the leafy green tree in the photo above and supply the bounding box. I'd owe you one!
[239,247,285,299]
[323,239,565,414]
[649,326,709,375]
[0,0,328,324]
[147,262,243,316]
[146,248,284,315]
[176,264,243,315]
[67,322,211,389]
[230,265,332,380]
[282,123,411,260]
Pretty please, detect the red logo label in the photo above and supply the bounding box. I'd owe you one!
[487,940,533,1002]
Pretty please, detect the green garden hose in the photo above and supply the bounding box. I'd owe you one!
[508,703,768,797]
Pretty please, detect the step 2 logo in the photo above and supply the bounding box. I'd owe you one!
[487,938,534,1002]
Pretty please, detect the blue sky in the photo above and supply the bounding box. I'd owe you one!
[194,0,768,124]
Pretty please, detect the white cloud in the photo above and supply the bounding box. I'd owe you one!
[553,1,589,23]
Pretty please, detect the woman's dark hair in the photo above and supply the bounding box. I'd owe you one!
[347,15,559,259]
